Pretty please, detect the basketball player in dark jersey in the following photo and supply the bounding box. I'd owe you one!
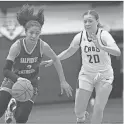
[0,4,72,124]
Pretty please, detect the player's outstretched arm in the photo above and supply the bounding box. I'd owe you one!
[57,33,81,60]
[40,33,81,67]
[42,41,73,97]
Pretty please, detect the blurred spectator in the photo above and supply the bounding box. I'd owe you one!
[0,17,24,41]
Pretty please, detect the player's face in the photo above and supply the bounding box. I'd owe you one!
[83,14,98,33]
[26,26,41,43]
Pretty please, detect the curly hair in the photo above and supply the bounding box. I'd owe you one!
[17,4,44,29]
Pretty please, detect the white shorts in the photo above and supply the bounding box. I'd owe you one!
[78,70,114,92]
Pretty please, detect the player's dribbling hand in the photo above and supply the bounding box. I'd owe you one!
[60,81,73,97]
[17,77,31,83]
[40,60,53,67]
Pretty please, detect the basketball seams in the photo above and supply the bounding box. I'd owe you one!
[25,81,33,99]
[12,89,25,91]
[18,81,29,91]
[13,90,27,101]
[26,82,33,91]
[12,80,34,102]
[18,81,33,100]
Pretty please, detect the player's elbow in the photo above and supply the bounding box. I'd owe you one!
[3,68,6,77]
[111,47,121,56]
[3,60,13,77]
[3,69,8,79]
[3,67,19,83]
[116,52,121,56]
[52,56,59,63]
[68,47,77,56]
[3,68,10,78]
[115,49,121,56]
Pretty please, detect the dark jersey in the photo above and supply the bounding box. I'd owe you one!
[13,38,42,80]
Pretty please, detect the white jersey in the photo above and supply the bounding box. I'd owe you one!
[80,28,113,73]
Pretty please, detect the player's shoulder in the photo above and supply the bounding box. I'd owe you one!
[75,30,84,38]
[73,30,84,42]
[39,39,47,45]
[99,28,111,37]
[39,39,50,50]
[7,38,22,59]
[10,38,21,50]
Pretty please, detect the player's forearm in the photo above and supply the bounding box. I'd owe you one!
[53,58,66,83]
[3,69,19,83]
[58,48,76,61]
[3,60,19,83]
[102,46,121,56]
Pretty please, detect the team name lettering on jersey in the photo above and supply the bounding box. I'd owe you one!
[18,69,35,74]
[17,57,39,74]
[84,46,100,53]
[20,57,38,63]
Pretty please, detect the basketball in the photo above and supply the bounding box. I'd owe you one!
[12,79,34,102]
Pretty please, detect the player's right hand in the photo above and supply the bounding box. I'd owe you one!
[17,77,31,83]
[60,81,73,97]
[40,60,53,67]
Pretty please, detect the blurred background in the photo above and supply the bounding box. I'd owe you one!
[0,1,123,104]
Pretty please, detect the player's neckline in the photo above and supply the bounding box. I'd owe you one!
[23,38,38,54]
[86,28,99,42]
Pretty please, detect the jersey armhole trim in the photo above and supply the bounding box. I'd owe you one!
[79,31,83,46]
[100,30,110,56]
[15,40,21,58]
[100,30,106,46]
[40,39,43,57]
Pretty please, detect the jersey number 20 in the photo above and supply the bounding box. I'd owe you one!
[87,54,100,63]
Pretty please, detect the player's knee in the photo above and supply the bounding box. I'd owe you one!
[103,83,112,93]
[16,115,28,123]
[75,107,80,115]
[16,117,28,124]
[15,109,30,123]
[94,99,108,115]
[15,108,31,123]
[94,107,103,117]
[0,90,11,117]
[15,100,33,123]
[96,103,103,111]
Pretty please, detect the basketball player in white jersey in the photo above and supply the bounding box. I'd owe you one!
[41,10,121,124]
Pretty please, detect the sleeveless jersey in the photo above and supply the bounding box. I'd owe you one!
[13,38,42,80]
[80,28,113,73]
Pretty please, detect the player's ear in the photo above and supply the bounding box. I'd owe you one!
[96,19,99,26]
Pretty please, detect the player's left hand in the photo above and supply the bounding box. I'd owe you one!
[91,33,102,49]
[60,81,73,97]
[94,73,105,82]
[40,60,53,67]
[17,77,31,83]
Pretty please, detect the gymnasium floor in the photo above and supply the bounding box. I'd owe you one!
[0,98,123,124]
